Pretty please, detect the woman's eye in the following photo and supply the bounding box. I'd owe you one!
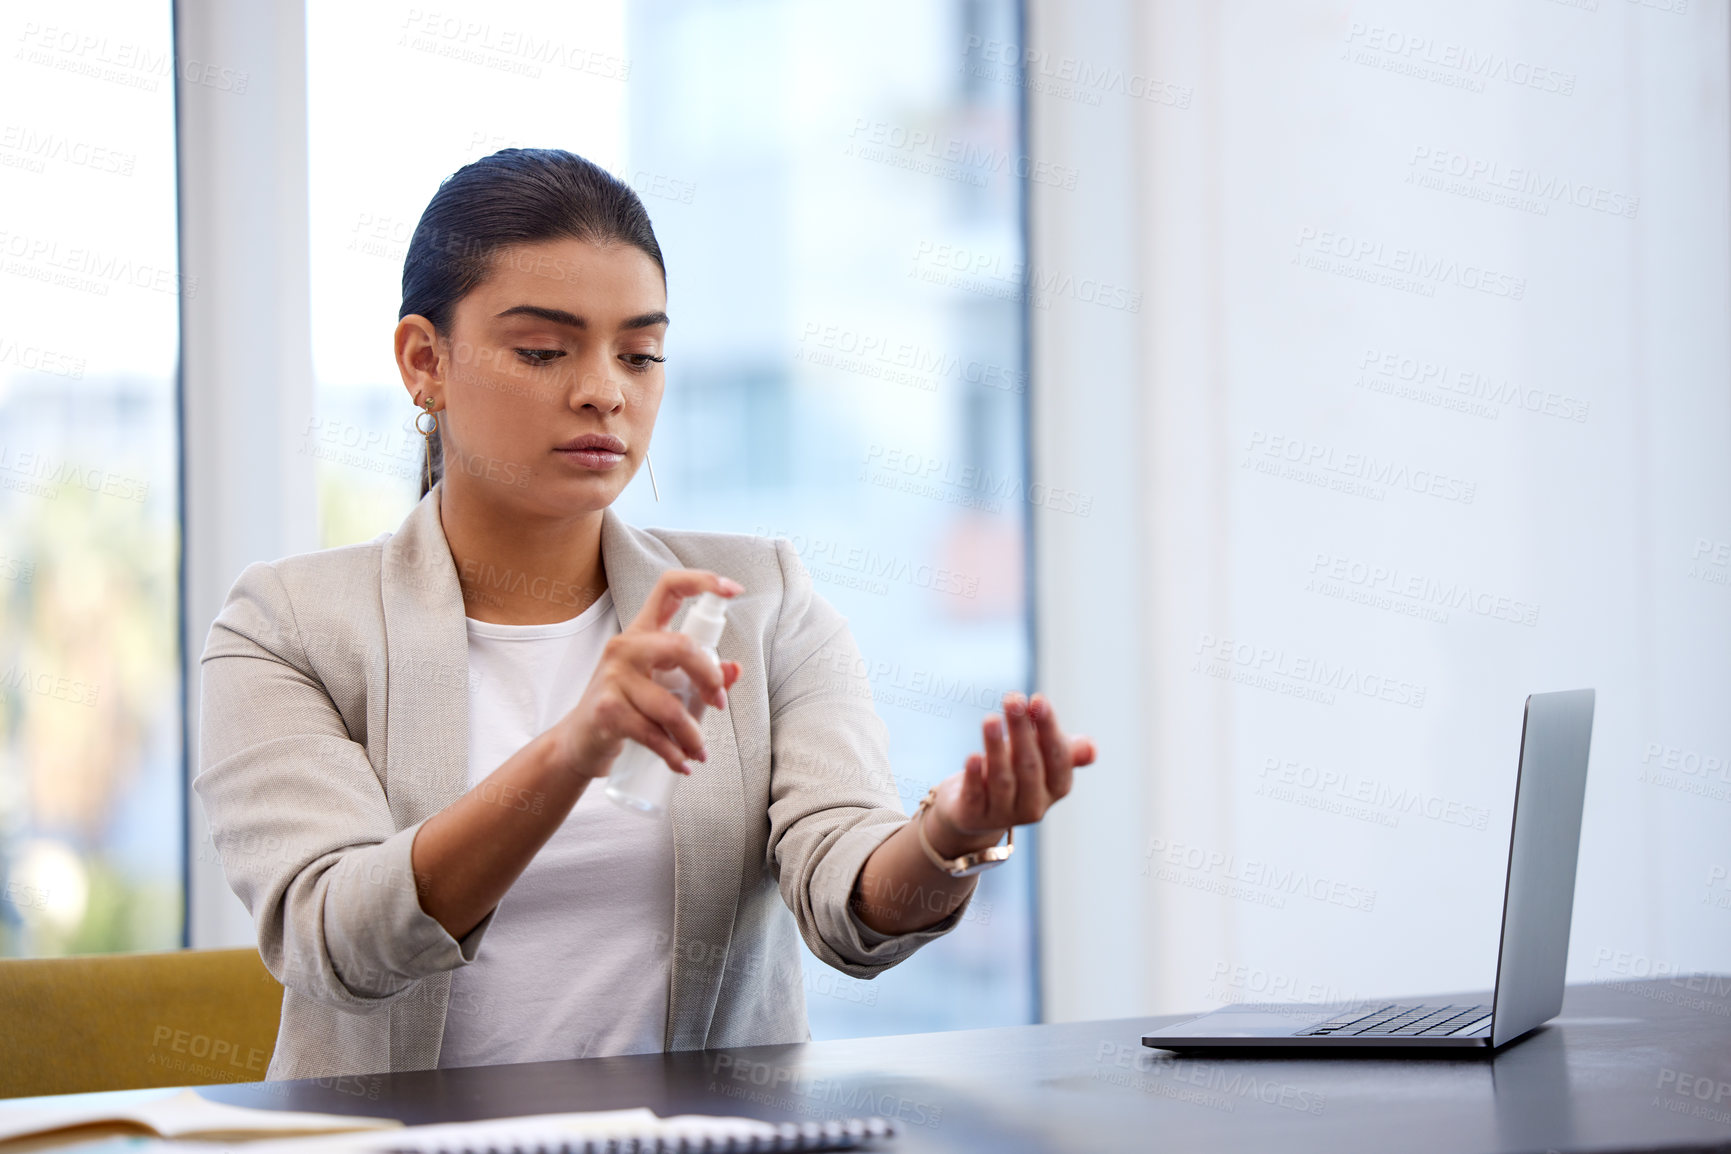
[622,353,667,371]
[515,348,563,365]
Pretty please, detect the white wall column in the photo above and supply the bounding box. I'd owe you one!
[1026,0,1158,1022]
[176,0,318,948]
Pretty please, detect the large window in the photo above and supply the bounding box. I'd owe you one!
[306,0,1034,1036]
[0,1,184,955]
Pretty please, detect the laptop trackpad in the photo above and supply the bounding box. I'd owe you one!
[1146,1007,1330,1037]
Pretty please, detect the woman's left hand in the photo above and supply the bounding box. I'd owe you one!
[852,691,1095,933]
[925,692,1096,855]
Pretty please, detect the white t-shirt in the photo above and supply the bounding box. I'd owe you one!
[437,589,676,1069]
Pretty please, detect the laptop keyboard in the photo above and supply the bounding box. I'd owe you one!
[1294,1003,1491,1038]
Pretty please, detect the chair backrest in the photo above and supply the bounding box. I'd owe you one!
[0,947,282,1099]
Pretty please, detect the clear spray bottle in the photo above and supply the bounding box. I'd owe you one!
[604,591,729,815]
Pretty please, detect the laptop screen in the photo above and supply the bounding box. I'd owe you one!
[1488,689,1596,1047]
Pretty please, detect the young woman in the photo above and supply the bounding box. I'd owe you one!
[195,148,1095,1080]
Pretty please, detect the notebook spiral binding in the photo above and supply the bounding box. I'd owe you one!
[395,1114,897,1154]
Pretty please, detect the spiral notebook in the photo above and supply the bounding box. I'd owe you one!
[236,1108,896,1154]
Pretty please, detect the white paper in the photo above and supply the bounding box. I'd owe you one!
[0,1088,401,1144]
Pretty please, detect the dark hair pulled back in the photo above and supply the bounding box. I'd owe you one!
[400,148,666,496]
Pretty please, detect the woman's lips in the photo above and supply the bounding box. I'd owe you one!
[554,434,626,470]
[555,447,625,470]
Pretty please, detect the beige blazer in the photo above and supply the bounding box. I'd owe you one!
[194,488,967,1080]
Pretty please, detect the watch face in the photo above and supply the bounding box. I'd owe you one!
[953,845,1014,876]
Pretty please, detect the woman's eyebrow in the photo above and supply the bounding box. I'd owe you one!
[493,304,669,330]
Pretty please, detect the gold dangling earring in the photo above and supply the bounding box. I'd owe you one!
[415,395,439,493]
[644,449,661,502]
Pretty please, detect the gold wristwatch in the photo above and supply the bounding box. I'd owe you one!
[913,788,1014,877]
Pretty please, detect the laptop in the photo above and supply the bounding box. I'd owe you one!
[1142,688,1595,1052]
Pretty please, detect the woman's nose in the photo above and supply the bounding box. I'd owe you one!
[569,363,624,412]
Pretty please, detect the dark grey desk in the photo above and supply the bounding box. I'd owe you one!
[199,978,1731,1153]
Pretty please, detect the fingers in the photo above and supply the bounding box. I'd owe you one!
[981,712,1014,818]
[611,631,729,709]
[619,676,708,768]
[941,755,991,837]
[1029,693,1074,800]
[593,692,693,776]
[620,714,694,776]
[963,755,988,814]
[628,569,744,633]
[1003,692,1046,822]
[919,761,992,850]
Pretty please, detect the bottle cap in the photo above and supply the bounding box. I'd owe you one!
[679,591,728,649]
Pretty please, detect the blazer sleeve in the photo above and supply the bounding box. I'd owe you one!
[192,560,491,1011]
[763,537,974,977]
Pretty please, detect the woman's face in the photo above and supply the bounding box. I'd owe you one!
[399,236,668,519]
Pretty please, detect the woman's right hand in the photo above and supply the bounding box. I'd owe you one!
[547,569,744,779]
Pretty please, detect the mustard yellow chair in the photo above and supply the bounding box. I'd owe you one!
[0,948,282,1099]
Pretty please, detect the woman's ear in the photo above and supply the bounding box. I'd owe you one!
[395,314,443,406]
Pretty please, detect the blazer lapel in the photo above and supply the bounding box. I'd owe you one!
[379,486,472,826]
[601,506,748,1051]
[377,486,472,1069]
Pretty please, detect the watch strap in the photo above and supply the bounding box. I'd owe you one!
[914,788,1013,877]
